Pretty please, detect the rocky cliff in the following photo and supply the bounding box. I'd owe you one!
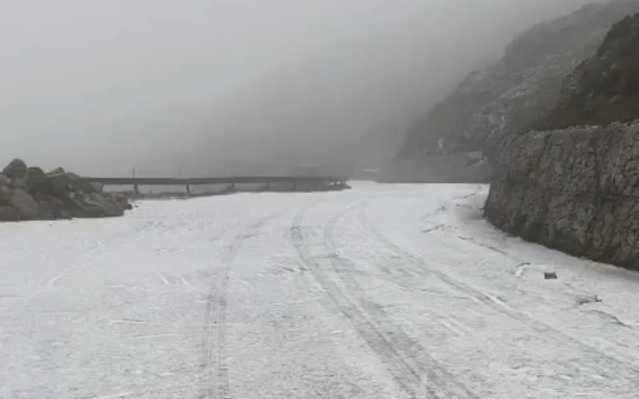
[486,123,639,268]
[397,0,639,164]
[0,159,131,221]
[541,12,639,130]
[486,11,639,269]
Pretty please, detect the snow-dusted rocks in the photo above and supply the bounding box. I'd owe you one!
[0,159,132,221]
[486,122,639,269]
[2,158,27,180]
[486,11,639,270]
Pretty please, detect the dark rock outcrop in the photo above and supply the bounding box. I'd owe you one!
[486,12,639,269]
[0,159,132,222]
[541,13,639,129]
[395,1,639,173]
[486,123,639,269]
[2,158,27,180]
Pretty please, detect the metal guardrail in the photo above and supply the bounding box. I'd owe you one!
[83,176,349,195]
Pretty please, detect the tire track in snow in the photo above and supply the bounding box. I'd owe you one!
[291,204,477,399]
[357,202,639,384]
[43,219,159,290]
[324,207,480,399]
[198,212,281,399]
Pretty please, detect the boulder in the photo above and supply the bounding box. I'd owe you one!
[32,192,72,219]
[90,182,105,193]
[0,160,131,222]
[2,158,27,180]
[70,193,124,218]
[46,171,96,196]
[25,167,49,193]
[110,192,133,211]
[8,188,41,220]
[0,206,20,221]
[67,173,97,193]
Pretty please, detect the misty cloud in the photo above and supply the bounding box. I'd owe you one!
[0,0,595,176]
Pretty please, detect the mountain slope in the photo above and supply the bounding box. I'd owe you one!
[485,11,639,269]
[397,0,639,162]
[540,12,639,129]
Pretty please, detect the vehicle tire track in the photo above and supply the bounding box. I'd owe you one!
[357,202,639,382]
[43,221,158,290]
[291,204,478,399]
[199,213,281,399]
[324,207,480,399]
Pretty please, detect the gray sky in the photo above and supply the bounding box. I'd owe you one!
[0,0,595,176]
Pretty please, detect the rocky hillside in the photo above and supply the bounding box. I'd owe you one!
[397,0,639,163]
[0,159,131,221]
[540,12,639,129]
[486,12,639,269]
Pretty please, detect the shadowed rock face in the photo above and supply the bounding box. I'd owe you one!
[485,12,639,269]
[397,1,639,164]
[486,123,639,269]
[541,13,639,129]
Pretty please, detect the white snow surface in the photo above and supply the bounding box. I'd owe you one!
[2,182,639,399]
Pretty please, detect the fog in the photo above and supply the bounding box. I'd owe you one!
[1,0,595,177]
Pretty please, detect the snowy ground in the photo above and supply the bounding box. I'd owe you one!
[2,182,639,399]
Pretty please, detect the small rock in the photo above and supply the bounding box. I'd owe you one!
[544,272,558,280]
[577,295,603,305]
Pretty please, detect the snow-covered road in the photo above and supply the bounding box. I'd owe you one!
[2,182,639,398]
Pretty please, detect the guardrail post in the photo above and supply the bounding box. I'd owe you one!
[134,183,139,195]
[186,184,191,196]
